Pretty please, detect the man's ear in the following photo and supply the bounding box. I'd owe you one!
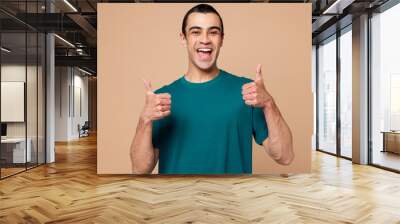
[180,33,187,47]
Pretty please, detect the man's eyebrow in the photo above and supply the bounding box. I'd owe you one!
[188,26,202,31]
[208,26,221,31]
[188,26,222,32]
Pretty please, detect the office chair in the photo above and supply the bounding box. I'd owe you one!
[79,121,90,138]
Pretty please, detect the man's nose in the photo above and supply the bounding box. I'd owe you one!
[199,32,211,44]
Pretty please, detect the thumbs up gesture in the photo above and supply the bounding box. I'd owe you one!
[241,64,273,108]
[140,78,171,124]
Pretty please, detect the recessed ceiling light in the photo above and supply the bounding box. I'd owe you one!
[77,67,93,76]
[1,47,11,53]
[54,34,75,48]
[63,0,78,12]
[323,0,354,15]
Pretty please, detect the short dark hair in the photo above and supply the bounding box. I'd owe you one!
[181,4,224,36]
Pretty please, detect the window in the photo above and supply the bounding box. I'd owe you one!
[317,35,337,154]
[371,2,400,171]
[340,27,352,158]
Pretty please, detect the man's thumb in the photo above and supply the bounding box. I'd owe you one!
[255,64,262,82]
[142,78,153,93]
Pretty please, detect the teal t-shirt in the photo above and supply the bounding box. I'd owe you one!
[152,69,268,174]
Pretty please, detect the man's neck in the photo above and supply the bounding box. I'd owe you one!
[185,66,220,83]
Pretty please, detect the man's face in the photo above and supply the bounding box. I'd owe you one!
[181,12,224,71]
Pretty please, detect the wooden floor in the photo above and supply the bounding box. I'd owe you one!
[1,134,400,223]
[1,163,45,178]
[0,167,26,178]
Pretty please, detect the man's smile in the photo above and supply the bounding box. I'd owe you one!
[196,47,213,61]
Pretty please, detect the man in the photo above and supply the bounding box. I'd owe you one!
[130,4,294,174]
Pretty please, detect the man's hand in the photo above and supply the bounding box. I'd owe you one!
[241,64,294,165]
[140,78,171,125]
[241,64,273,109]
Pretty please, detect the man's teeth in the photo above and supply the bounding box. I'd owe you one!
[197,49,212,53]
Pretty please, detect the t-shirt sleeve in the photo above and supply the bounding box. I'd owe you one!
[252,107,269,145]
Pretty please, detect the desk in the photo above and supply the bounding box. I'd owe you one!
[1,138,32,163]
[381,131,400,154]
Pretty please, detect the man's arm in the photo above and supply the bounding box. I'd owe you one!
[261,100,294,165]
[130,118,159,174]
[130,79,171,174]
[242,64,294,165]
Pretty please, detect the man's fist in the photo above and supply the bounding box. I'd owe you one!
[241,64,273,108]
[140,78,171,124]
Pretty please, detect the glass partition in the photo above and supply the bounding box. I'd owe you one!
[1,31,28,177]
[0,1,46,179]
[27,30,38,169]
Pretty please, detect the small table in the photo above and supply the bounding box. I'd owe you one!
[1,138,32,164]
[381,131,400,154]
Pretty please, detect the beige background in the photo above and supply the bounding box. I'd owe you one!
[97,3,312,174]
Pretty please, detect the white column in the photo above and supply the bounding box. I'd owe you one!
[45,0,55,163]
[352,14,369,164]
[46,32,55,163]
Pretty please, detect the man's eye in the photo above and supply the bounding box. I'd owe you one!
[192,31,200,35]
[210,31,219,35]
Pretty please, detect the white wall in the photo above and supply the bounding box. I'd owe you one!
[55,66,89,141]
[1,66,26,138]
[55,66,70,141]
[72,73,89,138]
[1,65,38,137]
